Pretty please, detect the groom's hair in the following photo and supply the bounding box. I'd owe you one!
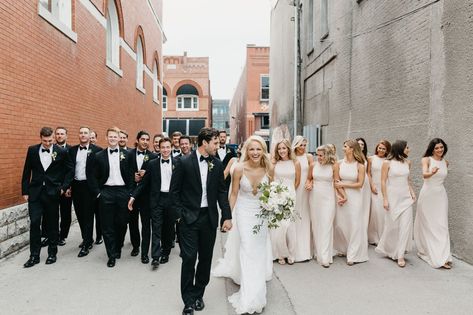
[197,127,219,146]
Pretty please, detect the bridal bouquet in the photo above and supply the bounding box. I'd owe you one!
[253,181,296,234]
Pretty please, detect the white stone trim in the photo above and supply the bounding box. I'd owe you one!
[146,0,167,42]
[79,0,106,27]
[106,59,123,77]
[38,2,78,42]
[136,86,146,94]
[121,38,136,61]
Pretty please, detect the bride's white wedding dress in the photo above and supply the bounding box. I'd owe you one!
[212,173,273,314]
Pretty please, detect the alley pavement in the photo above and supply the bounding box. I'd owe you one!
[1,222,473,315]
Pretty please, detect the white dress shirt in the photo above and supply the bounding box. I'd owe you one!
[136,150,145,170]
[39,146,53,171]
[172,148,181,157]
[104,148,125,186]
[160,158,172,192]
[74,144,89,180]
[196,151,209,208]
[217,146,226,161]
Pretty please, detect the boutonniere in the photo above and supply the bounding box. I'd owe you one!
[207,160,214,172]
[226,148,231,154]
[143,155,149,162]
[172,164,175,170]
[87,149,92,156]
[120,152,126,161]
[51,151,58,161]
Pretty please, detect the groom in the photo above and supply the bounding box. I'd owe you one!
[170,127,233,315]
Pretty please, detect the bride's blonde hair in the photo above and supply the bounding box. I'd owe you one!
[241,135,271,175]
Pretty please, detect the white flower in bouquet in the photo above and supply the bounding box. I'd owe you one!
[253,180,297,234]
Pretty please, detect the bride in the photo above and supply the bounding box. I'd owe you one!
[212,135,273,314]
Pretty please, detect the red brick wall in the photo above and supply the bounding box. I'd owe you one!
[0,0,163,209]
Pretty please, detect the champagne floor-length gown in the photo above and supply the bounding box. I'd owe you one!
[368,155,386,244]
[376,160,414,260]
[414,157,452,268]
[270,160,297,261]
[213,171,273,314]
[361,160,371,246]
[309,162,336,266]
[333,160,369,263]
[294,154,312,261]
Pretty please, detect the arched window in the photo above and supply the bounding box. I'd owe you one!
[176,84,199,111]
[136,37,144,91]
[106,0,121,75]
[163,88,168,111]
[38,0,76,42]
[153,61,159,102]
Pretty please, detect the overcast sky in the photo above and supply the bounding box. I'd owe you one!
[163,0,272,100]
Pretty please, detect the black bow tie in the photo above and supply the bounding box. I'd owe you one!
[109,149,118,154]
[79,146,87,150]
[41,148,50,153]
[200,155,211,163]
[161,159,170,164]
[137,151,145,155]
[173,149,180,154]
[220,146,226,149]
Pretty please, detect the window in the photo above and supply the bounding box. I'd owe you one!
[176,84,199,111]
[306,0,314,52]
[38,0,76,42]
[136,37,145,91]
[261,115,270,129]
[106,0,122,75]
[320,0,329,40]
[153,61,159,102]
[260,75,269,101]
[163,88,168,111]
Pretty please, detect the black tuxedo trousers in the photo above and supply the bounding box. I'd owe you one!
[129,196,151,257]
[98,186,129,259]
[179,209,216,306]
[29,187,60,257]
[72,180,94,246]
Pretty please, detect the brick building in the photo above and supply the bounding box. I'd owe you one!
[270,0,473,264]
[0,0,164,258]
[229,45,270,145]
[162,52,211,137]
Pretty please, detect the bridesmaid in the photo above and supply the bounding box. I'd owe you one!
[307,144,344,267]
[356,138,371,247]
[376,140,416,268]
[414,138,452,269]
[270,139,301,265]
[333,139,368,265]
[292,136,314,262]
[367,140,391,245]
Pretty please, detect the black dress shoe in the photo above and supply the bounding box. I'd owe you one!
[159,255,169,264]
[131,248,140,256]
[45,255,57,265]
[182,305,194,315]
[24,256,40,268]
[41,238,49,247]
[141,256,149,264]
[194,297,205,311]
[151,259,160,270]
[58,238,66,246]
[95,238,103,245]
[107,258,116,267]
[78,247,89,257]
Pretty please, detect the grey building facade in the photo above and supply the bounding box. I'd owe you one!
[270,0,473,264]
[212,99,230,135]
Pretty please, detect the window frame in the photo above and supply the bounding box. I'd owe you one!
[320,0,329,41]
[106,0,123,76]
[135,37,145,93]
[260,74,270,101]
[38,0,77,42]
[176,95,199,111]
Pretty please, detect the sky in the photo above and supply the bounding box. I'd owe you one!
[163,0,272,100]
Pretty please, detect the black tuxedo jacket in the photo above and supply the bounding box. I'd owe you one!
[87,147,133,197]
[132,156,177,214]
[127,149,158,200]
[69,144,101,184]
[21,144,74,201]
[170,151,231,229]
[216,145,237,168]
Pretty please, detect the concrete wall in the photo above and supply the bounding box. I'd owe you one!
[270,0,473,263]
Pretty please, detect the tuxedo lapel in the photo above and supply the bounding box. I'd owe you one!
[119,148,127,177]
[191,151,203,190]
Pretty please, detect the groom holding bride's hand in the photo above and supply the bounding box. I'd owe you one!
[170,127,232,315]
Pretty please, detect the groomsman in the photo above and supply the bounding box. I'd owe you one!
[90,130,103,245]
[171,131,182,157]
[129,137,176,269]
[89,130,103,244]
[55,127,73,246]
[22,127,73,267]
[178,136,192,157]
[152,134,162,156]
[119,130,130,151]
[69,127,101,257]
[88,127,132,267]
[126,131,158,262]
